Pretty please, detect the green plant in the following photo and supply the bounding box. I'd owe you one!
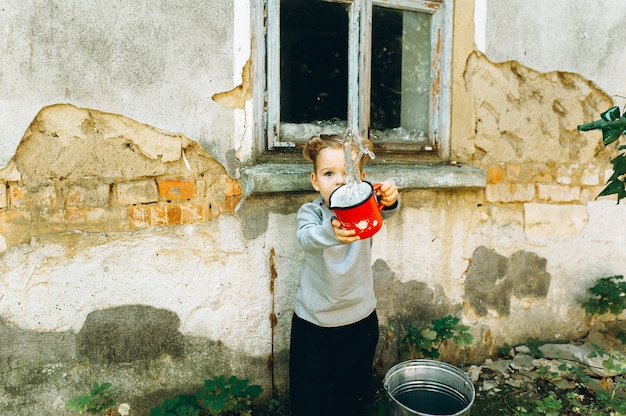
[514,391,562,416]
[151,394,201,416]
[400,315,473,360]
[578,105,626,203]
[66,382,118,415]
[196,375,262,416]
[495,343,513,358]
[588,344,626,412]
[555,344,626,415]
[151,375,262,416]
[525,340,546,358]
[581,275,626,316]
[535,365,560,382]
[266,398,282,412]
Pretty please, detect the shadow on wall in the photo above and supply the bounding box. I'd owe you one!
[373,258,465,374]
[370,246,552,370]
[77,305,184,363]
[0,304,285,415]
[464,246,551,317]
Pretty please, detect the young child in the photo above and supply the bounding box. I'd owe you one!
[290,134,399,416]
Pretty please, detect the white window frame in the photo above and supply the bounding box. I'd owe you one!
[252,0,453,160]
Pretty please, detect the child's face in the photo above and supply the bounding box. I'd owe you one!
[311,147,365,205]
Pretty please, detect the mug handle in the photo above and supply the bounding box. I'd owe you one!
[373,183,385,211]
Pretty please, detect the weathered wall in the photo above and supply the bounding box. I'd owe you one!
[3,1,626,415]
[448,0,626,352]
[0,105,278,415]
[476,0,626,109]
[0,0,248,176]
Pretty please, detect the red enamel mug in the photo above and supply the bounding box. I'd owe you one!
[329,181,384,239]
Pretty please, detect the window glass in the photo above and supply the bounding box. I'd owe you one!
[279,0,349,141]
[371,6,431,145]
[268,0,448,155]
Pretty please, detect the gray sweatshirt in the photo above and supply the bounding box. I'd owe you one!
[295,195,399,327]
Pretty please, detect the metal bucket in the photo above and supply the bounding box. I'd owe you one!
[383,360,475,416]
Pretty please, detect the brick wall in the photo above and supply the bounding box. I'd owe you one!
[0,105,243,249]
[484,163,611,238]
[485,164,607,204]
[0,175,243,247]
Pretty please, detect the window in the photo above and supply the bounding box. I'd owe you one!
[261,0,453,160]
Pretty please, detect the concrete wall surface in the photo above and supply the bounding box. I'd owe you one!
[1,1,626,415]
[0,0,245,176]
[475,0,626,108]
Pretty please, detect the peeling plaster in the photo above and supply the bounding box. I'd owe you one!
[212,59,253,109]
[461,52,613,167]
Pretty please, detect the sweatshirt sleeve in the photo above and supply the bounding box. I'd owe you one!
[381,194,400,220]
[296,202,341,251]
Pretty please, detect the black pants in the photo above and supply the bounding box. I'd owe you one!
[289,311,379,416]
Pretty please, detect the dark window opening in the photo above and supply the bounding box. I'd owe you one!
[280,0,348,124]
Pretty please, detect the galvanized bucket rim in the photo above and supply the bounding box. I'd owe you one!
[383,359,476,416]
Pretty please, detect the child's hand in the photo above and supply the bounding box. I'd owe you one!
[376,180,399,207]
[332,219,360,244]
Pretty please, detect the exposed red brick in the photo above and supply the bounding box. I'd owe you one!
[167,204,182,225]
[66,207,87,223]
[180,202,208,223]
[157,179,196,201]
[67,186,85,206]
[0,210,26,224]
[67,182,110,207]
[9,183,56,207]
[487,166,504,184]
[128,205,151,228]
[224,178,243,197]
[9,185,27,207]
[220,197,241,216]
[149,205,169,226]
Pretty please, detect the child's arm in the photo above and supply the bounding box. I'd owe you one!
[297,203,345,250]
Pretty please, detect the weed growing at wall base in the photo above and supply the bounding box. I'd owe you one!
[399,315,474,360]
[66,382,130,415]
[511,274,626,415]
[581,275,626,317]
[151,375,262,416]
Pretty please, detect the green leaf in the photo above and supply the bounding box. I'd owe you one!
[601,106,621,122]
[603,124,626,146]
[453,331,474,347]
[597,177,626,203]
[578,107,626,146]
[582,276,626,316]
[230,378,248,396]
[246,384,263,399]
[420,328,438,341]
[610,153,626,171]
